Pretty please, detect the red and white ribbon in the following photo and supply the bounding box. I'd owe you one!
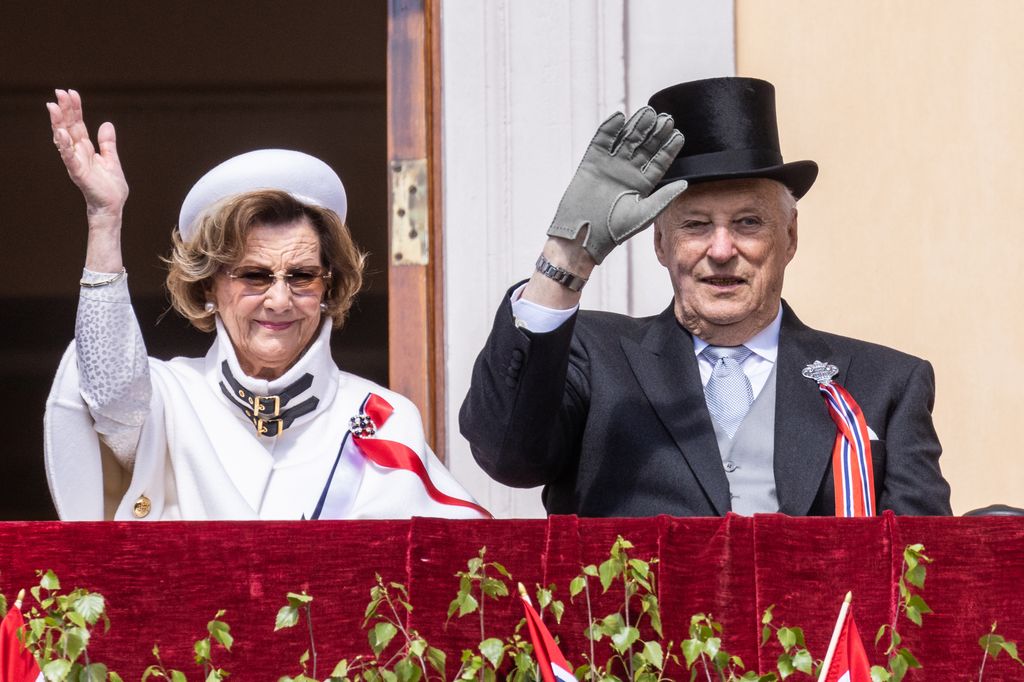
[817,382,876,517]
[351,394,492,518]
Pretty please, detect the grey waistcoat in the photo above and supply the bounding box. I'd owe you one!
[711,364,779,515]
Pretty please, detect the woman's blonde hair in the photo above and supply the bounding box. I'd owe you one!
[165,190,366,332]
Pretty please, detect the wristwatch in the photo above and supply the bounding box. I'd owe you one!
[535,254,588,292]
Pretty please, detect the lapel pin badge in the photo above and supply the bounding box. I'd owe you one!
[802,360,838,386]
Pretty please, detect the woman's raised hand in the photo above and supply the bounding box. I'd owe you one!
[47,89,129,225]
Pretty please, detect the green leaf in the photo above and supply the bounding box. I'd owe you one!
[79,662,108,682]
[569,576,586,599]
[43,659,72,682]
[761,605,775,626]
[550,600,565,625]
[890,651,908,682]
[395,658,423,682]
[980,632,1006,657]
[906,594,931,617]
[598,559,619,592]
[904,565,926,590]
[194,637,211,663]
[369,622,398,656]
[898,647,921,669]
[276,605,300,631]
[480,578,508,599]
[536,588,552,609]
[761,624,772,647]
[582,565,598,577]
[611,626,641,655]
[491,561,512,579]
[777,627,797,652]
[208,620,233,651]
[704,637,721,660]
[479,638,505,668]
[426,646,447,676]
[627,559,650,579]
[682,639,703,668]
[792,649,813,674]
[641,594,663,637]
[1001,640,1022,663]
[287,591,314,606]
[64,626,90,662]
[777,653,794,679]
[331,659,349,678]
[73,594,105,625]
[642,641,664,670]
[40,570,61,592]
[459,593,479,617]
[870,665,891,682]
[108,672,124,682]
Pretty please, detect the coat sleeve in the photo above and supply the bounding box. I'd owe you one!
[877,359,952,515]
[75,272,152,467]
[458,286,590,489]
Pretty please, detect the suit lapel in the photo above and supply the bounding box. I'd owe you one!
[773,302,847,515]
[621,306,731,515]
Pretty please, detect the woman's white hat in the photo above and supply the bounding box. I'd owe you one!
[177,149,348,241]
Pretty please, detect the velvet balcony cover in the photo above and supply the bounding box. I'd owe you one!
[1,513,1021,679]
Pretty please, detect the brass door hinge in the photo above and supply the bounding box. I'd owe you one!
[390,158,429,265]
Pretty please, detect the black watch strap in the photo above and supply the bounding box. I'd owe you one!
[535,254,588,292]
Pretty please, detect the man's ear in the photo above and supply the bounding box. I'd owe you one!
[653,220,669,267]
[785,208,799,263]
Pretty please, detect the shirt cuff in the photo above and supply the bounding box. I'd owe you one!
[509,283,577,333]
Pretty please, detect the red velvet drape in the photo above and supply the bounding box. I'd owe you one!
[1,513,1021,679]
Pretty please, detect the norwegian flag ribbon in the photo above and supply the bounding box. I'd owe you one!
[519,585,576,682]
[806,361,876,517]
[350,393,492,518]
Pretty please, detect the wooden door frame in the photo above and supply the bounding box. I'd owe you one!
[387,0,447,457]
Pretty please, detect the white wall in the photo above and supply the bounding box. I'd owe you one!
[441,0,735,517]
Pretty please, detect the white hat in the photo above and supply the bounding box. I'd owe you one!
[177,149,348,241]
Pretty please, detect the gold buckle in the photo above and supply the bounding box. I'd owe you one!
[256,418,283,437]
[254,395,281,417]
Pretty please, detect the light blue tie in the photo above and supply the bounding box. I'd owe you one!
[701,345,754,439]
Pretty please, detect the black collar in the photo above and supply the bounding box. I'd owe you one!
[218,361,319,437]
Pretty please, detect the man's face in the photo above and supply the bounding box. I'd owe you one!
[653,178,798,345]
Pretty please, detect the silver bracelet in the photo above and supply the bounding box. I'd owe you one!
[535,254,588,292]
[80,267,127,288]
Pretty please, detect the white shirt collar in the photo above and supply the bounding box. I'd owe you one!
[691,305,783,363]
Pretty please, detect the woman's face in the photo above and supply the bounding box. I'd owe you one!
[211,218,327,380]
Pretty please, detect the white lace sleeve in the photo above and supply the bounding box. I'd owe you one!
[75,269,152,467]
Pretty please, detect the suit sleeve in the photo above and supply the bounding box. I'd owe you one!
[878,359,952,515]
[459,286,590,488]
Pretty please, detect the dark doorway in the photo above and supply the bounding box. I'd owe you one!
[1,2,388,519]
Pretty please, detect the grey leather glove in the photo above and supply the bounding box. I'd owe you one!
[547,107,687,264]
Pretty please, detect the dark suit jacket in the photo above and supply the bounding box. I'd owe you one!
[459,290,952,517]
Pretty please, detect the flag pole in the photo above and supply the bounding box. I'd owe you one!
[817,592,853,682]
[15,588,25,609]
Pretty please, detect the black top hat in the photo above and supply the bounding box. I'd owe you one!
[648,77,818,199]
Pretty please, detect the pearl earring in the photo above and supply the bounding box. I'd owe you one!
[319,302,328,313]
[204,301,216,313]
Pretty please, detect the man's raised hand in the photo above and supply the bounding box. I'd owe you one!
[546,106,687,265]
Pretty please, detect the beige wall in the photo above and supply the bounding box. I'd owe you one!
[736,1,1024,514]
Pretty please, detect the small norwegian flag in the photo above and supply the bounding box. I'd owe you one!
[0,592,43,682]
[519,584,575,682]
[818,592,871,682]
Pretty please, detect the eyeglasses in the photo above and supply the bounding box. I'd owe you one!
[226,266,332,294]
